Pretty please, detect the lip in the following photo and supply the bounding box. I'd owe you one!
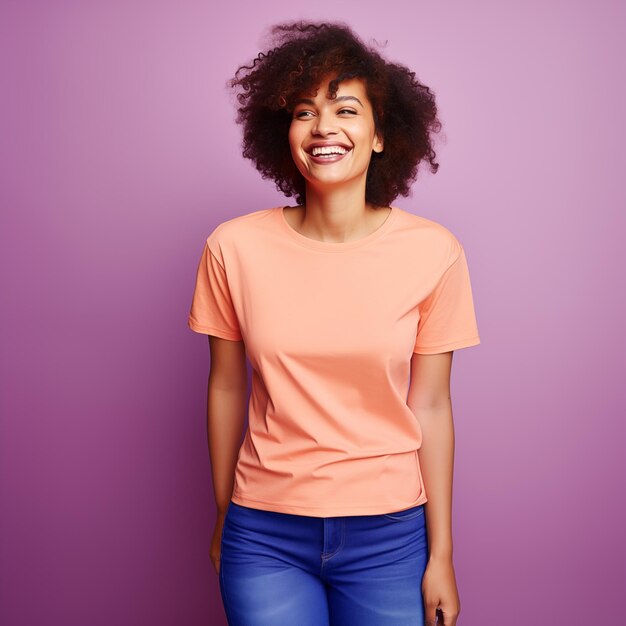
[304,142,353,164]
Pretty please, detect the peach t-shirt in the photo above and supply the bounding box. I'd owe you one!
[188,205,480,517]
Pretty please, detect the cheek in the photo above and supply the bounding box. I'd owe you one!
[287,127,307,171]
[288,123,301,151]
[358,124,376,146]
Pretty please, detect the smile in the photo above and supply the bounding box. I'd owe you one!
[306,147,352,164]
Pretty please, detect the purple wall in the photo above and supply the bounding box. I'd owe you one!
[1,1,624,625]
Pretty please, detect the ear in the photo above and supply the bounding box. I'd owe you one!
[373,131,384,153]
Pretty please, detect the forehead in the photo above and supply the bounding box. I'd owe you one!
[295,76,369,102]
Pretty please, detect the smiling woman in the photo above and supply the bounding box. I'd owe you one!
[189,19,481,626]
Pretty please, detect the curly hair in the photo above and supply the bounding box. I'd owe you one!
[226,20,443,207]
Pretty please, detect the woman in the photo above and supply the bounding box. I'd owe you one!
[188,20,480,626]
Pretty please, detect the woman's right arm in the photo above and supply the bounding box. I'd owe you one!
[207,335,248,516]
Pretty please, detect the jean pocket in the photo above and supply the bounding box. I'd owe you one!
[381,504,425,521]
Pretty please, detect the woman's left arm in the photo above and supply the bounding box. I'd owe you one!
[407,350,461,626]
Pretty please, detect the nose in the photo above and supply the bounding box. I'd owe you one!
[311,109,338,136]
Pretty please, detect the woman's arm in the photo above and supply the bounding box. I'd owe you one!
[207,335,248,515]
[407,350,461,625]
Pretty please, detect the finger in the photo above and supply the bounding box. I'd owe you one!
[438,606,460,626]
[424,604,438,626]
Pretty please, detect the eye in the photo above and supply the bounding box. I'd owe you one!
[294,111,314,118]
[338,108,357,115]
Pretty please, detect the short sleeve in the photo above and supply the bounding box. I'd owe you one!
[413,246,481,354]
[187,240,243,341]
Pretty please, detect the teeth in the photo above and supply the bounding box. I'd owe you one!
[311,146,349,156]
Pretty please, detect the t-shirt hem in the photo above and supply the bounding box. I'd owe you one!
[187,317,242,341]
[413,335,481,355]
[230,491,428,517]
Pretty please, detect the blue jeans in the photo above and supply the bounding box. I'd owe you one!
[219,500,429,625]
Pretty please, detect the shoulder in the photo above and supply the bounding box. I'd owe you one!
[205,206,278,256]
[392,206,463,266]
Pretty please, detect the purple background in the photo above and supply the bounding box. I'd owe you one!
[1,1,624,625]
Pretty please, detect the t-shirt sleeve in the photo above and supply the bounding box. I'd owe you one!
[187,238,243,341]
[413,245,481,354]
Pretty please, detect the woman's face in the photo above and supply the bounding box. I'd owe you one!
[288,76,384,192]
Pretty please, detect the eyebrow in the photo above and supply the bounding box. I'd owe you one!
[293,95,364,108]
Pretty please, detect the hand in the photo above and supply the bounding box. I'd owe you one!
[210,512,227,576]
[422,555,461,625]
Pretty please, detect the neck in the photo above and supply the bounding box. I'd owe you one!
[294,179,383,242]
